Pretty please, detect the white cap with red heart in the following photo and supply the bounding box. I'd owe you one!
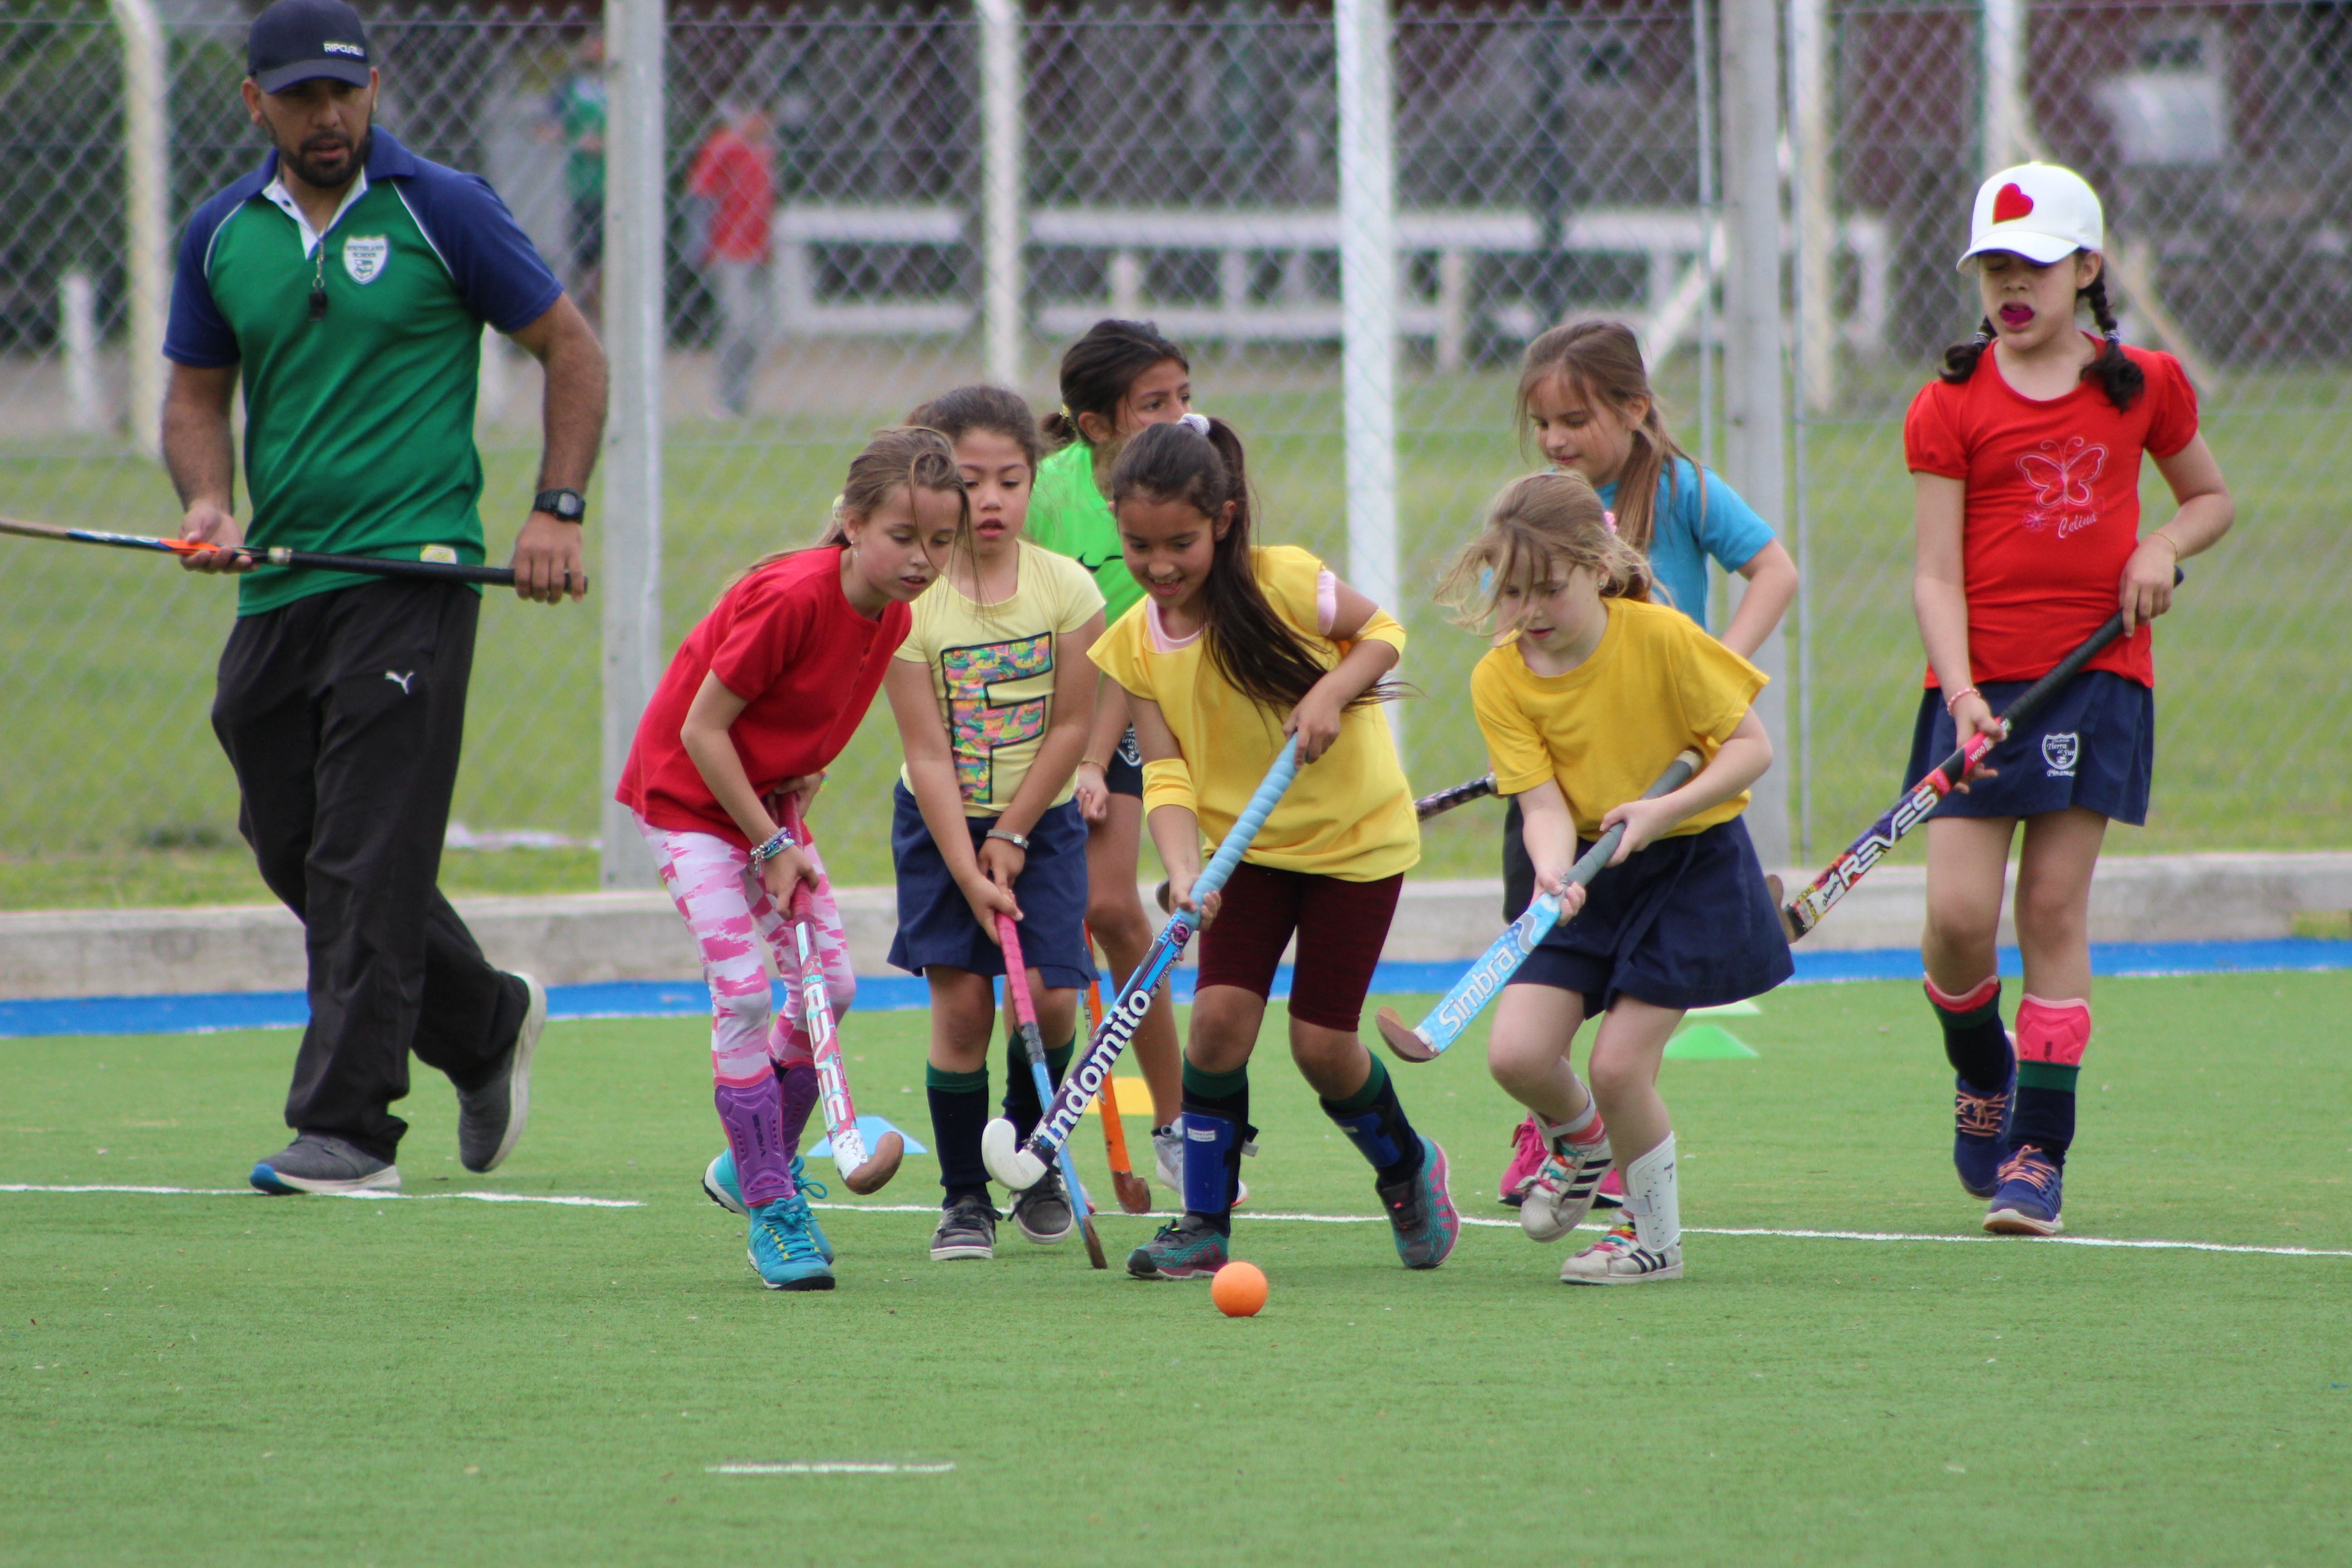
[1955,162,2105,270]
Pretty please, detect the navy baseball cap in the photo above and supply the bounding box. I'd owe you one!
[248,0,372,94]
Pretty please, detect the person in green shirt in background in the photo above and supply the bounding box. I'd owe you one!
[1027,318,1227,1200]
[544,30,605,318]
[164,0,608,1197]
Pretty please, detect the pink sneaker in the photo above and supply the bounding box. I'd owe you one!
[1499,1116,1547,1206]
[1593,1165,1626,1210]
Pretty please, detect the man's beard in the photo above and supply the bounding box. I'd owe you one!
[280,125,371,190]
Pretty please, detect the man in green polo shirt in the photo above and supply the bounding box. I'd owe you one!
[162,0,608,1196]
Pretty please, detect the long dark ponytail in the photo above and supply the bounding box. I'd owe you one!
[1111,417,1382,718]
[1941,261,2145,411]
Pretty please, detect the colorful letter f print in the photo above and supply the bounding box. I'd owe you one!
[941,635,1054,803]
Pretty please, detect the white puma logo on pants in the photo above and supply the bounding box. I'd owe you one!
[384,670,416,694]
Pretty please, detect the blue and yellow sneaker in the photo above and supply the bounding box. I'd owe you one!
[1127,1213,1229,1279]
[1984,1146,2063,1236]
[747,1192,834,1291]
[1377,1135,1460,1269]
[1954,1039,2017,1199]
[705,1149,832,1262]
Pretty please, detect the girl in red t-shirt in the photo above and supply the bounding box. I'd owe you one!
[1904,162,2233,1237]
[617,426,970,1289]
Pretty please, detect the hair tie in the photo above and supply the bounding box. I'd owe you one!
[2104,327,2122,346]
[1972,328,1993,348]
[1178,412,1211,436]
[1603,510,1618,536]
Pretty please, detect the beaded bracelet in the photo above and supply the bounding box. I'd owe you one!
[1943,685,1982,714]
[747,825,797,865]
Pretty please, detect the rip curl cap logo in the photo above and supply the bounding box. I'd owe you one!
[323,39,364,56]
[342,234,388,284]
[1991,182,2035,224]
[2041,732,2079,776]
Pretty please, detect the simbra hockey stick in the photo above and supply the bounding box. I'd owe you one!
[1083,926,1156,1214]
[1154,769,1495,912]
[997,914,1108,1268]
[1376,748,1704,1063]
[985,744,1301,1192]
[0,514,536,588]
[1779,569,2183,943]
[783,800,902,1194]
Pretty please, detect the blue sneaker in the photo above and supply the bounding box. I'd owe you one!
[747,1194,834,1290]
[1984,1146,2063,1236]
[1953,1039,2016,1200]
[1127,1213,1229,1279]
[705,1149,832,1263]
[1377,1136,1460,1269]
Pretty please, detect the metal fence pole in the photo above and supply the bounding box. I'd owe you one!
[1719,0,1789,868]
[978,0,1023,388]
[111,0,167,456]
[600,0,665,889]
[1981,0,2026,173]
[1786,0,1828,860]
[1336,0,1401,760]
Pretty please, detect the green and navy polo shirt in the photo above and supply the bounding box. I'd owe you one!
[165,128,564,614]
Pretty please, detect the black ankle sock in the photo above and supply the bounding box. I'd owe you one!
[1320,1057,1425,1188]
[926,1063,990,1196]
[1926,980,2011,1093]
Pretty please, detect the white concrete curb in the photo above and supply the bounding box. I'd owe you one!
[1,853,2346,1001]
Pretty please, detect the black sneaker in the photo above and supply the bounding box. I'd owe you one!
[456,973,545,1174]
[1010,1167,1074,1245]
[250,1133,400,1195]
[930,1194,998,1261]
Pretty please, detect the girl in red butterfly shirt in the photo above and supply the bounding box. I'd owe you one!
[1904,162,2233,1238]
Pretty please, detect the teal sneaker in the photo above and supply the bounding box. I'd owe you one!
[1126,1212,1229,1279]
[1377,1136,1460,1269]
[705,1149,832,1263]
[747,1194,834,1291]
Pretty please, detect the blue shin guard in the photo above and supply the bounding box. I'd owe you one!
[1179,1108,1246,1230]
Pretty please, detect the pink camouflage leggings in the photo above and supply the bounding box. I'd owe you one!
[637,818,857,1088]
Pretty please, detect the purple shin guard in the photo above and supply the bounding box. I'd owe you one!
[715,1078,794,1208]
[776,1061,819,1155]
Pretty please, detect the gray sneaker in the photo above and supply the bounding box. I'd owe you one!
[456,972,545,1173]
[250,1133,401,1195]
[1010,1166,1075,1245]
[929,1194,998,1261]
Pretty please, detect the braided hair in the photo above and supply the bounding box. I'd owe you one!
[1941,258,2145,411]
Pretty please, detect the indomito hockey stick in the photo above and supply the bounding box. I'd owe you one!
[1778,569,2183,943]
[784,800,903,1194]
[0,514,539,588]
[1376,748,1704,1063]
[985,744,1300,1193]
[997,914,1108,1268]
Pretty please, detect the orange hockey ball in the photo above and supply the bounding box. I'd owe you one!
[1210,1260,1268,1318]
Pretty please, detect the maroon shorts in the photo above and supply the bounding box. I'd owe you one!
[1194,862,1403,1032]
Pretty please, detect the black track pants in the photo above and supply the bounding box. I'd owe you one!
[211,580,524,1162]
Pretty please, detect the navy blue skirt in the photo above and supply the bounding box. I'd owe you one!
[887,785,1093,990]
[1514,816,1792,1015]
[1905,670,2153,826]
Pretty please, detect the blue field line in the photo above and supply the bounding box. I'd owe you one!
[2,939,2346,1040]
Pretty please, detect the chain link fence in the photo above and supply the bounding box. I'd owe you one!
[1,0,2344,904]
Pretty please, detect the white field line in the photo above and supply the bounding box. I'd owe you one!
[706,1462,955,1475]
[0,1183,641,1208]
[805,1202,2352,1258]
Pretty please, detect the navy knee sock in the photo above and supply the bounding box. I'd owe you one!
[1925,975,2011,1094]
[1179,1060,1251,1234]
[1320,1056,1425,1188]
[926,1064,990,1203]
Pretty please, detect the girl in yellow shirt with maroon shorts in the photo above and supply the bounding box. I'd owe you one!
[1092,415,1457,1279]
[1445,471,1791,1283]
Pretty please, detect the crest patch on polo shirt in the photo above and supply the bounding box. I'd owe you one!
[343,235,390,284]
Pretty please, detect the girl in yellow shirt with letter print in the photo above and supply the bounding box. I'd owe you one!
[1443,471,1791,1284]
[1091,414,1459,1281]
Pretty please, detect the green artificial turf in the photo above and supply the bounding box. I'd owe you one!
[4,360,2347,906]
[5,971,2349,1566]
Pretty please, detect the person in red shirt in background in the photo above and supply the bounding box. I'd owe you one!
[1904,162,2232,1239]
[688,99,775,417]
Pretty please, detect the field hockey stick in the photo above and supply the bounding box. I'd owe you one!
[1376,748,1704,1063]
[1778,568,2183,943]
[984,743,1301,1192]
[1152,769,1496,912]
[0,515,539,588]
[782,800,903,1194]
[1083,925,1155,1214]
[996,915,1108,1269]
